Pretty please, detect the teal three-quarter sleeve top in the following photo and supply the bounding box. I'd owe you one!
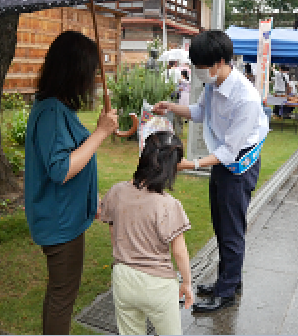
[25,98,98,246]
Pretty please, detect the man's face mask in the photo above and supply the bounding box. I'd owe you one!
[195,63,220,84]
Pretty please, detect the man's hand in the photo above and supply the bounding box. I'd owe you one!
[177,158,195,171]
[152,101,171,116]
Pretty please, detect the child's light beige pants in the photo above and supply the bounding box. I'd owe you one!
[112,263,182,335]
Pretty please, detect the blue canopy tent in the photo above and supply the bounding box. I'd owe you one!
[226,26,298,64]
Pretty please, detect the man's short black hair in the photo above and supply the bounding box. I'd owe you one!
[189,30,234,67]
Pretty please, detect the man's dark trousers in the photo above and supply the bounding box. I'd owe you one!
[210,147,260,298]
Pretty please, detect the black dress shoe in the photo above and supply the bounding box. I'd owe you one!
[192,295,236,313]
[197,282,242,296]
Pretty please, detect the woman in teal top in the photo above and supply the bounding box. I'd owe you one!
[25,30,118,335]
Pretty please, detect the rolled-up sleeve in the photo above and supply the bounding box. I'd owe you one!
[213,100,260,165]
[36,107,76,184]
[189,88,205,123]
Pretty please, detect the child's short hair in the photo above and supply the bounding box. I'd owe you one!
[133,131,183,194]
[189,30,234,67]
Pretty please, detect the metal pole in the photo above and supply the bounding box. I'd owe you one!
[163,0,167,50]
[211,0,225,30]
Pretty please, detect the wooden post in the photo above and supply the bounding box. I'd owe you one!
[61,7,63,33]
[116,14,121,77]
[89,0,111,114]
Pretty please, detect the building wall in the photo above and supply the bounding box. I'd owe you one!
[122,26,191,64]
[3,7,121,94]
[201,1,211,29]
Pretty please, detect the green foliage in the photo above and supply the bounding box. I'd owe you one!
[107,63,175,133]
[0,210,28,244]
[1,110,26,175]
[226,0,298,28]
[147,37,166,57]
[3,146,25,175]
[1,92,27,110]
[10,109,29,146]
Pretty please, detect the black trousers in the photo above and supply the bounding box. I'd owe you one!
[210,148,260,297]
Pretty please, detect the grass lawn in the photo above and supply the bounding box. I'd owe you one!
[1,111,298,334]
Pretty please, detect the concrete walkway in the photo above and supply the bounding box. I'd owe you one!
[182,170,298,335]
[76,163,298,335]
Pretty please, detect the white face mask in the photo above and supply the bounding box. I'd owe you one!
[195,66,218,84]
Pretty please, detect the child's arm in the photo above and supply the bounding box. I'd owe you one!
[171,233,193,309]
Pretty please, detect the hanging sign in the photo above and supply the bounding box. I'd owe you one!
[256,18,273,104]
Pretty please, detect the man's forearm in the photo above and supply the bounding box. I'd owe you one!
[199,154,220,168]
[178,154,220,171]
[167,102,192,119]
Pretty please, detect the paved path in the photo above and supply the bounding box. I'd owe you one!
[76,168,298,335]
[182,172,298,335]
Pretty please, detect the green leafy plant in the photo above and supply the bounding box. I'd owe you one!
[1,92,27,110]
[107,63,175,137]
[2,145,25,175]
[10,109,29,146]
[147,37,166,58]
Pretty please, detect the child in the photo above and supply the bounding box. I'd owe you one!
[101,131,193,335]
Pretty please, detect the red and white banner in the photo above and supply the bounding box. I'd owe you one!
[256,18,273,104]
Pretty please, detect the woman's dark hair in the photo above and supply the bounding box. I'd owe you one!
[189,30,233,67]
[133,131,184,194]
[36,30,99,110]
[181,70,189,81]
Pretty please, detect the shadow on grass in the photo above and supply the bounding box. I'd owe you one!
[0,211,29,244]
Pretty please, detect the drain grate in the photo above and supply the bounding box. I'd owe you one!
[74,252,217,336]
[75,289,157,335]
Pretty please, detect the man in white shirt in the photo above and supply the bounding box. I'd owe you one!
[153,30,269,312]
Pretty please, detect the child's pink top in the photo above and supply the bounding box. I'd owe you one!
[101,181,191,279]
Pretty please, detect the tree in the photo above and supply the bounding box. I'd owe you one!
[0,13,20,195]
[225,0,298,28]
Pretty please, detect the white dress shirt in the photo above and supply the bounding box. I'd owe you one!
[189,68,269,165]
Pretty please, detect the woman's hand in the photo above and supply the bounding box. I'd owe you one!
[96,109,119,137]
[179,282,194,309]
[152,101,171,116]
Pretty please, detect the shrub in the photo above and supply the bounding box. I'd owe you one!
[1,92,27,110]
[3,145,25,175]
[10,109,29,146]
[107,63,174,134]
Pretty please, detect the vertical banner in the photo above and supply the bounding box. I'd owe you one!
[256,18,273,103]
